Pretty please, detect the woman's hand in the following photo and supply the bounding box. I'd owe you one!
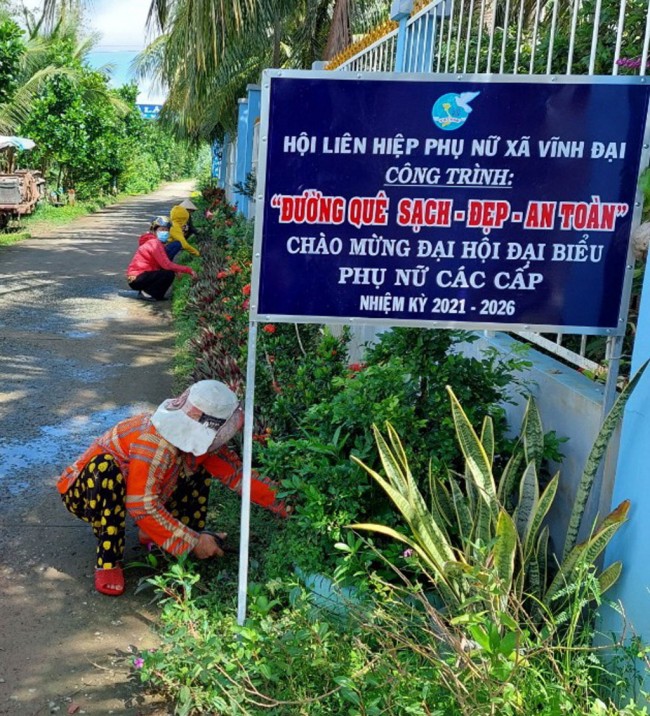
[193,531,226,559]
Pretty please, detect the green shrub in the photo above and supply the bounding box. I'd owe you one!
[136,549,650,715]
[136,558,453,715]
[121,148,162,194]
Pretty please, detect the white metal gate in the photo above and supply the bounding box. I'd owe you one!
[326,0,650,413]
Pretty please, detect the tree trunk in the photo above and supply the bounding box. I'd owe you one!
[272,17,282,67]
[324,0,352,60]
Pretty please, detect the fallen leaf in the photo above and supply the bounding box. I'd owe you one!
[67,702,80,714]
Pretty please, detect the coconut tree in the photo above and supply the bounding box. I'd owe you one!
[0,2,128,135]
[134,0,388,141]
[37,0,386,139]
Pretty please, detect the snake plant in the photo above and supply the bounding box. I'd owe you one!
[350,363,647,617]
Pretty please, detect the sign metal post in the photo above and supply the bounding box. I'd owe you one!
[236,69,650,624]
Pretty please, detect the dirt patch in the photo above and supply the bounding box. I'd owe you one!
[0,182,196,715]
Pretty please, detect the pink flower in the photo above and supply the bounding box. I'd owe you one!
[133,657,144,669]
[402,549,414,558]
[205,210,214,220]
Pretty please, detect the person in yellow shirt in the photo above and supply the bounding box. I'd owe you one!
[168,199,200,257]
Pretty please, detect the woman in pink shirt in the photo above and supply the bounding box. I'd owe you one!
[126,219,197,300]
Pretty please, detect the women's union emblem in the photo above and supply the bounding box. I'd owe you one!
[432,91,481,131]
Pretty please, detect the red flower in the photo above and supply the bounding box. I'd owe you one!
[253,427,273,445]
[348,362,366,372]
[242,284,251,296]
[217,271,228,279]
[230,263,242,274]
[263,324,276,334]
[224,314,233,322]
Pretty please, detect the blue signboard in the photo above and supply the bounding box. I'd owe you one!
[252,72,650,333]
[137,103,162,120]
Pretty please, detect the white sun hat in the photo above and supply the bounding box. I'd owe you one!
[179,198,198,211]
[151,380,243,455]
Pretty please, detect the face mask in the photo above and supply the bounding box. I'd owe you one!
[157,230,170,241]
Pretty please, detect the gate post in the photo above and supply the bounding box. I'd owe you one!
[391,0,413,72]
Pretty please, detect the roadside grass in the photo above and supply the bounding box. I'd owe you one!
[0,197,117,246]
[21,196,118,232]
[0,230,31,247]
[0,190,157,247]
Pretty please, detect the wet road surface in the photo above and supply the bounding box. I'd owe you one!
[0,181,195,715]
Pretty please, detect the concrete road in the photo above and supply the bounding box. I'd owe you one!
[0,181,196,715]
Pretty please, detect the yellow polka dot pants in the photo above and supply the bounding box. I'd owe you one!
[61,454,126,571]
[166,469,212,532]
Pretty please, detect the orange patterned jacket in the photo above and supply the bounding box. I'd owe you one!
[56,413,287,555]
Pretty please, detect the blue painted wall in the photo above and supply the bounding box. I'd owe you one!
[600,264,650,647]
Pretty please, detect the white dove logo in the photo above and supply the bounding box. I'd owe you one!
[432,91,481,131]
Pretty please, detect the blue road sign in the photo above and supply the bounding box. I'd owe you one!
[253,72,650,334]
[136,104,162,120]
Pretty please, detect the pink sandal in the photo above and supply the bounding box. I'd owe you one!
[95,566,124,596]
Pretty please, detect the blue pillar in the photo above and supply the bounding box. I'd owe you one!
[391,0,414,72]
[599,256,650,652]
[234,98,249,215]
[245,84,261,220]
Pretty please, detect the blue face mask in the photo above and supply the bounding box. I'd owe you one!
[157,230,170,241]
